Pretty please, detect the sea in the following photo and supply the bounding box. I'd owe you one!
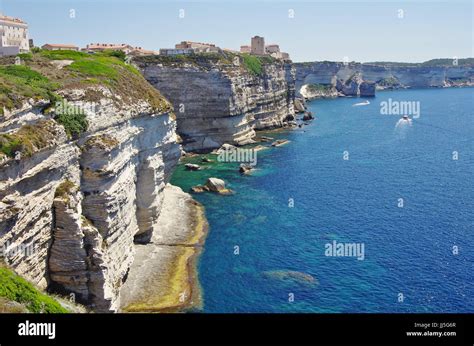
[171,87,474,313]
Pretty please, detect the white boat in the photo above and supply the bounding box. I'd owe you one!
[352,100,370,106]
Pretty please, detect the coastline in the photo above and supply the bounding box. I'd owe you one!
[120,124,300,313]
[119,184,209,313]
[168,87,473,313]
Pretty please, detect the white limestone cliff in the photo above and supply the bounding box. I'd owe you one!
[0,90,180,312]
[134,55,296,152]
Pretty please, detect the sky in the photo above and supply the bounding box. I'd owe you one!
[0,0,472,62]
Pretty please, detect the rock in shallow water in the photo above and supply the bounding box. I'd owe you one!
[302,111,314,121]
[205,178,229,193]
[262,270,318,286]
[185,163,201,171]
[239,164,254,174]
[271,139,290,147]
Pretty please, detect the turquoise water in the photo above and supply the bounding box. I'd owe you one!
[171,87,474,313]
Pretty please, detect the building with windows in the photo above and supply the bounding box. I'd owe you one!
[159,40,221,56]
[0,13,29,56]
[265,44,280,54]
[159,48,194,56]
[242,36,291,60]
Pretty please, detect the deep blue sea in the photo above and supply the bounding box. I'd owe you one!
[171,87,474,313]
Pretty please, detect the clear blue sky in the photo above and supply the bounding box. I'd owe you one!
[1,0,472,62]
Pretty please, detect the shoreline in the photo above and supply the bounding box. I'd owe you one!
[119,185,209,313]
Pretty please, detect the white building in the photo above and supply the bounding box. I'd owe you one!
[0,13,30,56]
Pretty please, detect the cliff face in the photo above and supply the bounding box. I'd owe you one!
[0,53,180,311]
[134,54,295,152]
[294,61,474,97]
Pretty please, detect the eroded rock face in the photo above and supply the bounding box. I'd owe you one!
[294,61,474,96]
[359,82,376,97]
[0,90,180,311]
[135,57,296,152]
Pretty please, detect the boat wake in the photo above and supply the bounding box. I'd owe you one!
[395,115,413,128]
[394,116,413,139]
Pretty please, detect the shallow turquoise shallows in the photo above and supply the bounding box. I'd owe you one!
[171,87,474,313]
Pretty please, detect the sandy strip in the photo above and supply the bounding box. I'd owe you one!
[119,184,208,312]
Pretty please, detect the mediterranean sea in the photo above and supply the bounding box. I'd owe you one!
[171,87,474,312]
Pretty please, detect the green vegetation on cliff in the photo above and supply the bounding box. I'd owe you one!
[0,64,59,111]
[0,120,58,158]
[306,84,333,92]
[135,51,278,76]
[0,49,172,161]
[54,100,88,139]
[0,49,171,114]
[242,54,275,76]
[0,263,68,313]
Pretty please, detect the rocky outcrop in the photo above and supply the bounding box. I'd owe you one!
[335,73,363,96]
[120,184,208,312]
[359,82,376,97]
[294,60,474,98]
[300,83,339,99]
[0,87,180,311]
[205,178,227,193]
[134,54,296,152]
[294,98,306,113]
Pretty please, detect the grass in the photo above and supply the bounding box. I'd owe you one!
[0,48,171,139]
[136,51,277,77]
[39,49,89,61]
[241,54,263,75]
[141,52,232,66]
[0,264,68,313]
[83,134,119,151]
[0,64,60,110]
[0,120,58,158]
[54,179,77,199]
[67,57,120,79]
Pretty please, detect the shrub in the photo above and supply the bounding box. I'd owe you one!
[54,179,77,203]
[17,53,33,61]
[54,100,88,139]
[0,134,22,157]
[99,49,127,62]
[0,64,48,82]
